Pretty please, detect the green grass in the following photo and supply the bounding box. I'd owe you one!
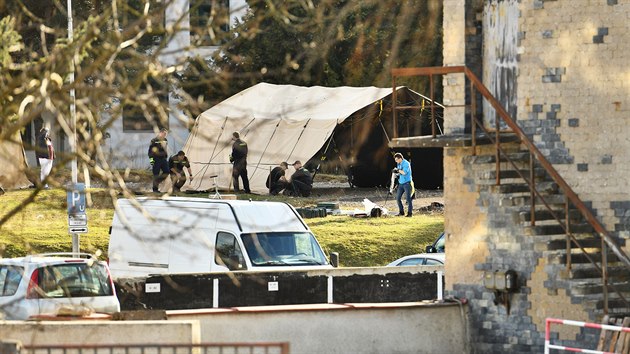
[0,189,114,257]
[310,215,443,267]
[0,188,444,267]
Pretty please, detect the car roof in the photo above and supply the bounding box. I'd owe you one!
[0,253,102,266]
[399,253,445,261]
[387,253,445,266]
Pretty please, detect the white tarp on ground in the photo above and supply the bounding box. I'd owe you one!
[183,83,408,194]
[0,131,32,190]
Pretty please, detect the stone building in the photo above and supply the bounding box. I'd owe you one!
[396,0,630,352]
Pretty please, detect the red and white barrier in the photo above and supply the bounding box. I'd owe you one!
[545,317,630,354]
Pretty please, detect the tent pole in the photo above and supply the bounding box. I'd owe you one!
[312,131,335,181]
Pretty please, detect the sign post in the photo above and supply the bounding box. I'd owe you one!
[67,183,87,254]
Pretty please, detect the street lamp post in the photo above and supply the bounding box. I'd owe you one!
[67,0,79,254]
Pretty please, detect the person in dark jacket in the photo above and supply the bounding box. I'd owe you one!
[266,162,289,195]
[230,131,250,194]
[284,161,313,197]
[148,128,169,192]
[168,151,193,192]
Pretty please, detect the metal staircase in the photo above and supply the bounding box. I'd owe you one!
[392,66,630,316]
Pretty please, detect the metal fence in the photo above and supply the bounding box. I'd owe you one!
[8,342,289,354]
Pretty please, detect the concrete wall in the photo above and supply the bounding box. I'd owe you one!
[0,320,199,346]
[0,303,467,354]
[167,302,468,354]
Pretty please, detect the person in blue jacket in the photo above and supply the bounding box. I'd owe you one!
[394,152,414,217]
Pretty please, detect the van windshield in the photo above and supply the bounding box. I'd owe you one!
[241,232,328,266]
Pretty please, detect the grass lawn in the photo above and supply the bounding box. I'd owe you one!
[0,187,444,267]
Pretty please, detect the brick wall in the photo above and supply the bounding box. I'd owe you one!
[516,0,630,242]
[442,0,630,351]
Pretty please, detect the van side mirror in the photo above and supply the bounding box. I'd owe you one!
[425,246,436,253]
[229,255,244,270]
[330,252,339,268]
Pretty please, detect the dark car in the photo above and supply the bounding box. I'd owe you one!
[425,232,445,253]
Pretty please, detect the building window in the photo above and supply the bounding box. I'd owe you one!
[122,78,169,132]
[190,0,230,47]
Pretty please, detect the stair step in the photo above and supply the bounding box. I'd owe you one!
[572,281,630,296]
[476,168,548,182]
[525,223,594,236]
[519,209,582,223]
[583,296,630,311]
[551,252,620,265]
[483,181,559,195]
[571,265,630,281]
[502,194,569,207]
[545,237,601,251]
[467,152,532,164]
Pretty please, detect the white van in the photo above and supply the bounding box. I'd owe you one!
[108,197,332,278]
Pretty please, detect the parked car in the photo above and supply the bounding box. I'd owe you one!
[386,253,445,267]
[425,232,445,253]
[0,253,120,320]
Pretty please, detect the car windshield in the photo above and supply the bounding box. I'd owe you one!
[37,262,114,298]
[434,232,445,252]
[241,232,328,266]
[0,265,23,296]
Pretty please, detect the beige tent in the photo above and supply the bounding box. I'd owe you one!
[183,83,415,194]
[0,131,32,190]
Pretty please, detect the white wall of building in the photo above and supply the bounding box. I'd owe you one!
[106,0,249,169]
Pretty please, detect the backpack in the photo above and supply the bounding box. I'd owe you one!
[36,133,49,159]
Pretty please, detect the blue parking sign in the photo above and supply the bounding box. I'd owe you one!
[67,183,86,215]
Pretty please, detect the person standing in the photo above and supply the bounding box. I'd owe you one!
[284,161,313,197]
[36,127,54,189]
[148,128,169,193]
[168,150,193,192]
[394,152,413,217]
[266,162,289,195]
[230,131,250,194]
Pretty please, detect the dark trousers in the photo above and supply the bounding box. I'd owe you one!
[396,182,413,215]
[284,180,312,197]
[152,158,169,192]
[170,173,187,192]
[269,181,288,195]
[232,159,250,193]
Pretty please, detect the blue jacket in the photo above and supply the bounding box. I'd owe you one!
[397,159,412,184]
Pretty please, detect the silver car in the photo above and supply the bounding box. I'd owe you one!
[386,253,445,266]
[0,253,120,320]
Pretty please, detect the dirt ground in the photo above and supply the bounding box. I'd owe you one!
[309,180,444,212]
[70,170,444,213]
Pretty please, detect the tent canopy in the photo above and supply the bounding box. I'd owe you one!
[0,131,32,190]
[183,83,415,194]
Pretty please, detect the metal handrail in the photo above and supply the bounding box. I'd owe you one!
[392,66,630,313]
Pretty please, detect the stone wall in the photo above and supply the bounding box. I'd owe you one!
[442,0,630,351]
[442,0,467,134]
[443,146,489,289]
[516,0,630,241]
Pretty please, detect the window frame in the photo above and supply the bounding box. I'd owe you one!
[189,0,231,47]
[215,232,246,270]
